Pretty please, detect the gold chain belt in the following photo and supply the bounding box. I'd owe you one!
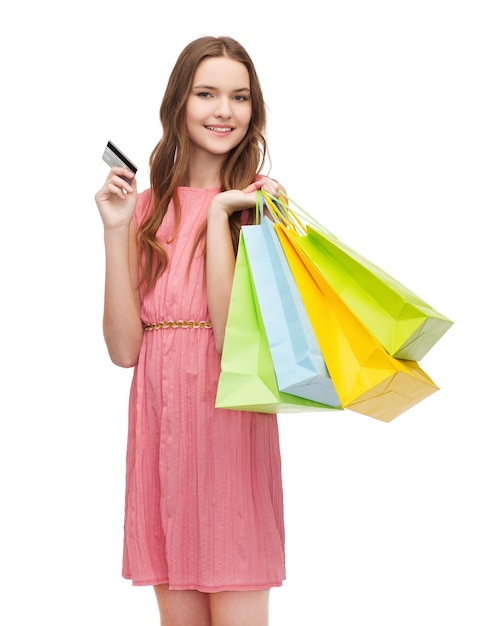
[142,319,212,331]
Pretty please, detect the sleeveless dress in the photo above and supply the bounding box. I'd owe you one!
[122,187,286,591]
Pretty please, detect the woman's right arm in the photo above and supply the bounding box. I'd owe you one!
[95,167,144,368]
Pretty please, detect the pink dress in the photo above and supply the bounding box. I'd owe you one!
[122,187,286,591]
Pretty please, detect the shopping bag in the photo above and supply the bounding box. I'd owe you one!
[263,191,453,361]
[274,222,439,422]
[241,216,341,407]
[215,231,342,414]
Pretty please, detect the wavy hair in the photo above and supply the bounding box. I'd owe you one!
[137,36,269,292]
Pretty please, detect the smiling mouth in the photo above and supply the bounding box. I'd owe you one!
[206,126,233,133]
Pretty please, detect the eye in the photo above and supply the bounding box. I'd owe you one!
[196,91,213,99]
[233,94,250,102]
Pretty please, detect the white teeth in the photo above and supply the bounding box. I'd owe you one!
[207,126,231,133]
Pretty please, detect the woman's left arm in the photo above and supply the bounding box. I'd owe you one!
[206,178,281,353]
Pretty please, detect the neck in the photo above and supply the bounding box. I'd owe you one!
[187,147,224,188]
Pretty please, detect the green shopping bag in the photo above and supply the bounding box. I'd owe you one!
[275,222,439,422]
[242,216,341,407]
[263,191,453,361]
[215,231,342,414]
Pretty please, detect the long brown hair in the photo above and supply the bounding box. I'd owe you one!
[137,36,269,292]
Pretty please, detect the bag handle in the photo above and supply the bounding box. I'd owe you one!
[255,189,290,226]
[259,189,330,235]
[255,189,265,224]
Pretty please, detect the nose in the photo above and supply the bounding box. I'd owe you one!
[214,97,232,119]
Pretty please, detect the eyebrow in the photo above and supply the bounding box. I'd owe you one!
[193,84,251,93]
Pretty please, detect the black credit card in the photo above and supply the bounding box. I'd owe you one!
[102,140,138,175]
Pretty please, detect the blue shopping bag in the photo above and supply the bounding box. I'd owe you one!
[216,232,341,414]
[241,216,341,408]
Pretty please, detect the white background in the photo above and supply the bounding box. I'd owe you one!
[1,1,500,624]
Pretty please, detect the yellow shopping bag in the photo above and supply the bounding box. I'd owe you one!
[274,223,439,422]
[262,190,453,361]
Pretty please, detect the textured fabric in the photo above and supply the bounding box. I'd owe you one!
[122,187,285,591]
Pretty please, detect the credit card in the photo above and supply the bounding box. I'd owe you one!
[102,141,138,178]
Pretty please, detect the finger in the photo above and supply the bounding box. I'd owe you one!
[110,174,135,196]
[261,184,282,198]
[259,177,282,197]
[110,166,135,181]
[241,181,261,194]
[242,178,282,198]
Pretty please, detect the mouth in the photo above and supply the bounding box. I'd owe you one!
[205,126,233,134]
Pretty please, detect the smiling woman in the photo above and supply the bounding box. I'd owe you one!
[94,35,285,626]
[186,56,253,177]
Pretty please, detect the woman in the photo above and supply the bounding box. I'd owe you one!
[95,36,285,625]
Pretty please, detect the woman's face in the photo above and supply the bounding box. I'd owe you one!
[186,56,252,159]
